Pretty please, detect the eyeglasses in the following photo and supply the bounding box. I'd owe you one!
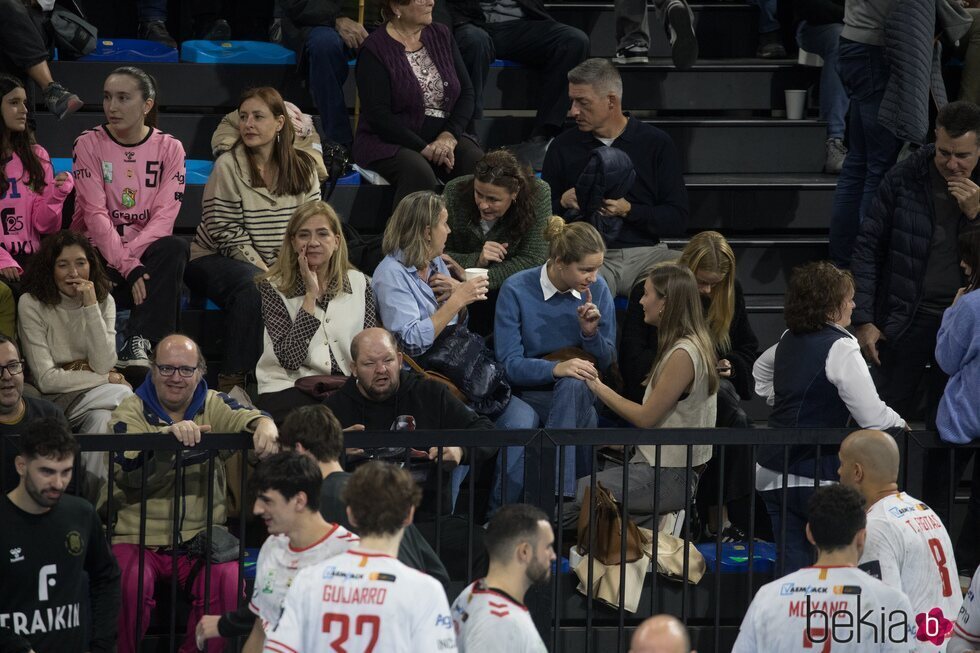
[0,360,24,377]
[475,161,516,181]
[154,364,199,378]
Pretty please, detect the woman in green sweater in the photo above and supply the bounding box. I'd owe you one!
[443,149,550,335]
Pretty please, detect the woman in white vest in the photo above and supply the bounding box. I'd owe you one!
[255,201,377,422]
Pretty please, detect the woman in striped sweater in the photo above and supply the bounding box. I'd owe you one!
[186,87,320,391]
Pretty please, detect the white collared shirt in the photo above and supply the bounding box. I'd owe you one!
[539,264,581,301]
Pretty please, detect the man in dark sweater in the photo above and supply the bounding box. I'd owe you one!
[0,336,69,494]
[0,418,119,653]
[542,58,688,297]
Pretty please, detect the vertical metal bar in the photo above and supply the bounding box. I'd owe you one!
[747,444,757,608]
[435,446,443,557]
[136,454,149,649]
[779,446,789,578]
[501,445,509,506]
[649,444,662,616]
[948,448,957,527]
[204,452,216,614]
[170,448,182,653]
[586,444,597,653]
[106,447,116,544]
[713,445,725,653]
[237,448,247,612]
[617,439,629,651]
[681,445,692,625]
[466,446,475,583]
[553,441,566,653]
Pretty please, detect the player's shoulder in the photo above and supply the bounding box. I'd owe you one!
[258,533,290,557]
[151,128,185,154]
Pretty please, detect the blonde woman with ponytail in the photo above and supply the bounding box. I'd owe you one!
[575,263,719,522]
[493,217,616,507]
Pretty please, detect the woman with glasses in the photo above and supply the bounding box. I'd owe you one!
[353,0,483,204]
[442,149,550,335]
[17,231,132,493]
[254,201,377,423]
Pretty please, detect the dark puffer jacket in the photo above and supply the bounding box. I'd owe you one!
[851,144,979,340]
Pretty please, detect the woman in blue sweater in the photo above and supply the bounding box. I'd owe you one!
[494,217,616,504]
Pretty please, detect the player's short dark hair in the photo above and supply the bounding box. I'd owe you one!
[343,461,421,537]
[484,504,549,562]
[279,405,344,463]
[807,485,866,552]
[19,418,78,462]
[937,100,980,141]
[251,451,323,512]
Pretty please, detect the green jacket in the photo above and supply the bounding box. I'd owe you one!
[443,175,551,290]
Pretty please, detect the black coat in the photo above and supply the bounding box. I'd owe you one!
[435,0,550,27]
[619,279,759,402]
[851,145,979,340]
[567,146,637,244]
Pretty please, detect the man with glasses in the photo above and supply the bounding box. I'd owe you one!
[0,335,69,493]
[108,333,278,653]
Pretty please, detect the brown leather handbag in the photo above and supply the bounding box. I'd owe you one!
[402,353,468,403]
[577,481,648,565]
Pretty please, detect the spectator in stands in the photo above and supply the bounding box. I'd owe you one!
[494,218,615,504]
[629,615,692,653]
[440,0,589,170]
[136,0,233,47]
[852,101,980,423]
[753,261,905,573]
[187,87,320,392]
[959,6,980,106]
[0,0,81,119]
[574,263,718,526]
[18,232,133,437]
[936,229,980,578]
[0,419,120,653]
[542,58,687,298]
[620,232,757,539]
[267,462,455,653]
[72,66,188,368]
[194,451,357,652]
[451,504,553,652]
[751,0,785,58]
[255,201,378,422]
[837,429,963,625]
[355,0,483,204]
[795,0,847,174]
[323,327,496,577]
[732,485,915,652]
[109,333,278,653]
[611,0,697,69]
[280,0,370,151]
[442,149,550,335]
[0,335,68,493]
[828,0,903,267]
[211,99,328,184]
[0,74,73,282]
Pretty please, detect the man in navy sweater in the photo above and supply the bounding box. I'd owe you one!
[542,58,688,298]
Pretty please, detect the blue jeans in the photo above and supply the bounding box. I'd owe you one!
[797,22,847,140]
[751,0,780,33]
[306,27,354,147]
[761,485,817,575]
[829,38,902,268]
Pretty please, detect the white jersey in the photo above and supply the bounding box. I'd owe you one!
[859,492,962,651]
[733,566,917,653]
[250,523,359,631]
[451,579,546,653]
[949,567,980,653]
[264,549,457,653]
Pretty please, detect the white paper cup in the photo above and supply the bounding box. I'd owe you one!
[464,267,489,281]
[784,89,807,120]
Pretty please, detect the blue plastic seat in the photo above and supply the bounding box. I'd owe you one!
[336,171,361,186]
[491,59,522,68]
[79,38,178,63]
[51,158,72,176]
[186,160,214,185]
[695,541,777,573]
[181,40,296,65]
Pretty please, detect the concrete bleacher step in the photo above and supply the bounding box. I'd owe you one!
[48,58,807,114]
[37,113,830,175]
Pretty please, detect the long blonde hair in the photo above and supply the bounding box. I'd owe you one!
[382,191,446,270]
[644,263,719,395]
[678,231,735,353]
[257,201,353,296]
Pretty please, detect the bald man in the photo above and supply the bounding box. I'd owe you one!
[629,615,693,653]
[838,429,963,630]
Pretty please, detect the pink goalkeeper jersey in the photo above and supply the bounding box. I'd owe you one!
[0,144,73,271]
[71,125,185,277]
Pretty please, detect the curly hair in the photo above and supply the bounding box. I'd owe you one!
[783,261,854,334]
[807,485,866,552]
[460,149,539,237]
[21,231,111,306]
[343,461,421,537]
[0,74,47,198]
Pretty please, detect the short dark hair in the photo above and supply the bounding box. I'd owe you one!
[251,451,323,512]
[959,228,980,291]
[784,261,854,334]
[343,461,421,537]
[279,405,344,463]
[21,231,111,307]
[807,485,866,552]
[484,504,549,562]
[19,418,78,462]
[936,100,980,140]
